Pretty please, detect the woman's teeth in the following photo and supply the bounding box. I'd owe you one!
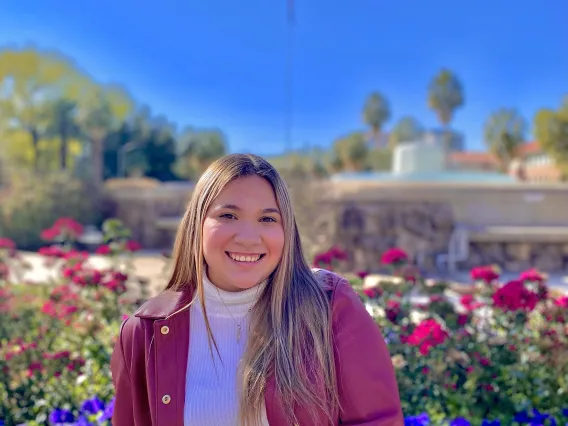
[228,253,262,263]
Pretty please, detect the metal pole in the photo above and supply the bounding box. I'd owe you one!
[284,0,295,153]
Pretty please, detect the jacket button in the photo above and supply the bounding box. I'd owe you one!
[162,394,171,404]
[160,326,170,335]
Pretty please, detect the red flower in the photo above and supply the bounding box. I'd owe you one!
[41,217,84,242]
[470,265,499,283]
[125,240,141,252]
[356,271,369,279]
[554,295,568,308]
[38,245,67,258]
[460,294,484,311]
[406,318,448,355]
[327,246,347,260]
[0,238,16,250]
[312,246,348,269]
[380,248,408,265]
[519,268,545,283]
[385,300,402,323]
[362,286,382,299]
[492,280,539,312]
[95,244,111,255]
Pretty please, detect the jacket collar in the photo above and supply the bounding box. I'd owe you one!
[133,269,335,320]
[134,287,194,319]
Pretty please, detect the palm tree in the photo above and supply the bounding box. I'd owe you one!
[427,69,465,128]
[362,92,391,147]
[46,99,81,170]
[484,108,527,169]
[81,91,113,187]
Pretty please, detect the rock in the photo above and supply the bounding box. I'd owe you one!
[328,201,455,273]
[505,243,532,262]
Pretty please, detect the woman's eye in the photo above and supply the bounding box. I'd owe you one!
[219,213,236,220]
[260,217,277,223]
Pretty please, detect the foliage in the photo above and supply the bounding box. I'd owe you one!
[483,108,527,168]
[389,116,425,147]
[362,92,392,136]
[332,131,370,171]
[0,218,143,426]
[353,254,568,425]
[313,247,568,424]
[175,127,228,179]
[0,173,107,250]
[0,46,211,185]
[427,68,465,127]
[533,96,568,179]
[2,218,568,425]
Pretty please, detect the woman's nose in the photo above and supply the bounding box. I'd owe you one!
[233,222,262,245]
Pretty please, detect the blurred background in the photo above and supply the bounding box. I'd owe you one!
[1,1,568,424]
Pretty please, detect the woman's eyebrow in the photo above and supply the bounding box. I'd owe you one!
[215,204,280,214]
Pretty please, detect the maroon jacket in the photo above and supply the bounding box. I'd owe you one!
[110,269,404,425]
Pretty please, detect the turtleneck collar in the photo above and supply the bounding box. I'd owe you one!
[202,272,267,308]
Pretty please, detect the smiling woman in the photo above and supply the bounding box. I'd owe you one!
[110,153,404,426]
[203,176,285,293]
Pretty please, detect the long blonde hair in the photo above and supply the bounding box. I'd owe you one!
[166,153,339,425]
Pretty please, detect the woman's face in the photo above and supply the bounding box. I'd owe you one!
[202,175,285,292]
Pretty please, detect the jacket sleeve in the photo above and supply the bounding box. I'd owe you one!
[332,278,404,426]
[110,318,135,426]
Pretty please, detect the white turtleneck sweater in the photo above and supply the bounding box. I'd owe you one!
[184,274,270,426]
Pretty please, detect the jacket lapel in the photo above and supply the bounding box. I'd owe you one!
[135,289,193,426]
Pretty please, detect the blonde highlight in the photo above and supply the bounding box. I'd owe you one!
[166,154,339,425]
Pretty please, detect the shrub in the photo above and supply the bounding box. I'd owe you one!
[0,218,140,426]
[354,251,568,425]
[0,173,111,250]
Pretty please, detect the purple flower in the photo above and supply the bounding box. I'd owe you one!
[49,408,75,425]
[404,412,430,426]
[80,397,105,415]
[100,397,115,422]
[450,418,470,426]
[482,420,501,426]
[73,417,92,426]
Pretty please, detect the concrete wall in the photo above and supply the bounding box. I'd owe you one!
[107,179,568,250]
[330,182,568,227]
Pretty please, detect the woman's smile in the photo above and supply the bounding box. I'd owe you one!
[226,251,266,263]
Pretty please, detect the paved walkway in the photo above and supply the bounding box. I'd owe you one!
[12,251,171,296]
[11,251,568,297]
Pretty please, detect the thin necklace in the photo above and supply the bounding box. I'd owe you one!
[214,285,260,343]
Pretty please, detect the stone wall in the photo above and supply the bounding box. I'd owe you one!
[317,200,455,273]
[464,242,568,273]
[106,181,193,249]
[106,178,568,274]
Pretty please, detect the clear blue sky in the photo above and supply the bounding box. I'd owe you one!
[1,0,567,155]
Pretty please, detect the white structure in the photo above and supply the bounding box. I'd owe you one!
[392,142,446,174]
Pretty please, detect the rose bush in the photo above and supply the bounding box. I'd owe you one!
[1,231,568,425]
[351,250,568,426]
[0,218,141,426]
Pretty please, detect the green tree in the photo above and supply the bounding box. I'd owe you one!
[388,116,424,148]
[176,128,228,178]
[367,148,392,171]
[534,97,568,178]
[362,92,391,145]
[0,47,81,172]
[332,131,369,171]
[484,108,527,168]
[80,86,132,186]
[45,99,82,170]
[427,68,464,130]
